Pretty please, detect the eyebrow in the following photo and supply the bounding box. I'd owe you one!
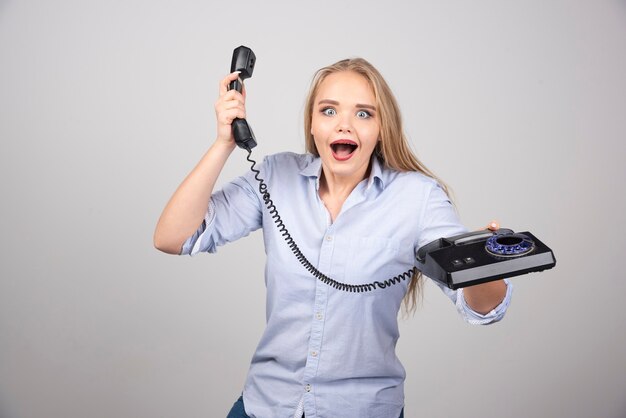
[317,99,376,111]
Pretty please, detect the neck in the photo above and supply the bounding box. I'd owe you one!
[319,162,372,200]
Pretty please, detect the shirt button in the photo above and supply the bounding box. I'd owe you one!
[305,384,311,392]
[325,235,333,241]
[316,312,323,320]
[311,351,318,357]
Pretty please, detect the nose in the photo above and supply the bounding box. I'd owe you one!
[335,114,353,133]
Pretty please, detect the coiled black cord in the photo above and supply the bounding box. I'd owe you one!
[245,148,416,293]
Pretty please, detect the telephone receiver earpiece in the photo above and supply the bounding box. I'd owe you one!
[228,45,257,150]
[229,46,256,92]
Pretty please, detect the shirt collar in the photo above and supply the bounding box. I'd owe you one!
[299,154,386,192]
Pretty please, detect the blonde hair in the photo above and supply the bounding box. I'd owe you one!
[304,58,452,314]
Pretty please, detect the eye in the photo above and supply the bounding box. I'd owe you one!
[356,110,372,119]
[321,107,336,116]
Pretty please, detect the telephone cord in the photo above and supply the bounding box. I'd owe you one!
[245,149,416,293]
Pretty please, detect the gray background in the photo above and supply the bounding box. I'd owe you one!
[1,0,625,417]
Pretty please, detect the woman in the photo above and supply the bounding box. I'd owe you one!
[154,58,512,418]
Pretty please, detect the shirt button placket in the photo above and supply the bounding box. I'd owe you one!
[303,228,333,415]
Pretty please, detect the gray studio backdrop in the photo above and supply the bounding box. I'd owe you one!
[1,1,625,417]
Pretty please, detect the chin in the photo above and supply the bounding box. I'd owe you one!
[329,158,370,179]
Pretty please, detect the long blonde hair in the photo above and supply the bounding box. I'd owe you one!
[304,58,452,314]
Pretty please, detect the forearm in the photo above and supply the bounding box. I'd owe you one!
[462,279,507,315]
[153,140,236,254]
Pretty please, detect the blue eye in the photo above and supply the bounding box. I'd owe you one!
[356,110,371,119]
[322,107,336,116]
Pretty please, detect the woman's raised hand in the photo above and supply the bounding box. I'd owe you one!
[214,71,247,147]
[154,72,249,254]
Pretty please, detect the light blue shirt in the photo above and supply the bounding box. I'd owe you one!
[182,152,512,418]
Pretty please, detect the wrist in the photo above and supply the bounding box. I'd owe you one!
[212,138,237,153]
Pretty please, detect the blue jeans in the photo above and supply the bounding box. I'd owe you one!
[226,395,405,418]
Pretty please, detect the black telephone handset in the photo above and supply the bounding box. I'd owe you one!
[228,46,257,150]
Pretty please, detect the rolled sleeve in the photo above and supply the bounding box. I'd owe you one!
[179,165,264,256]
[455,279,513,325]
[180,200,217,256]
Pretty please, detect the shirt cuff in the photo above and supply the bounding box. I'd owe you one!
[455,279,513,325]
[180,200,217,256]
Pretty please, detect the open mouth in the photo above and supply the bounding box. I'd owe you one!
[330,140,358,160]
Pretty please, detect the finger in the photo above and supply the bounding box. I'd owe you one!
[216,91,245,108]
[486,220,500,231]
[219,71,242,95]
[220,100,245,111]
[218,88,245,103]
[217,104,246,122]
[217,108,246,125]
[214,94,245,115]
[215,96,245,116]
